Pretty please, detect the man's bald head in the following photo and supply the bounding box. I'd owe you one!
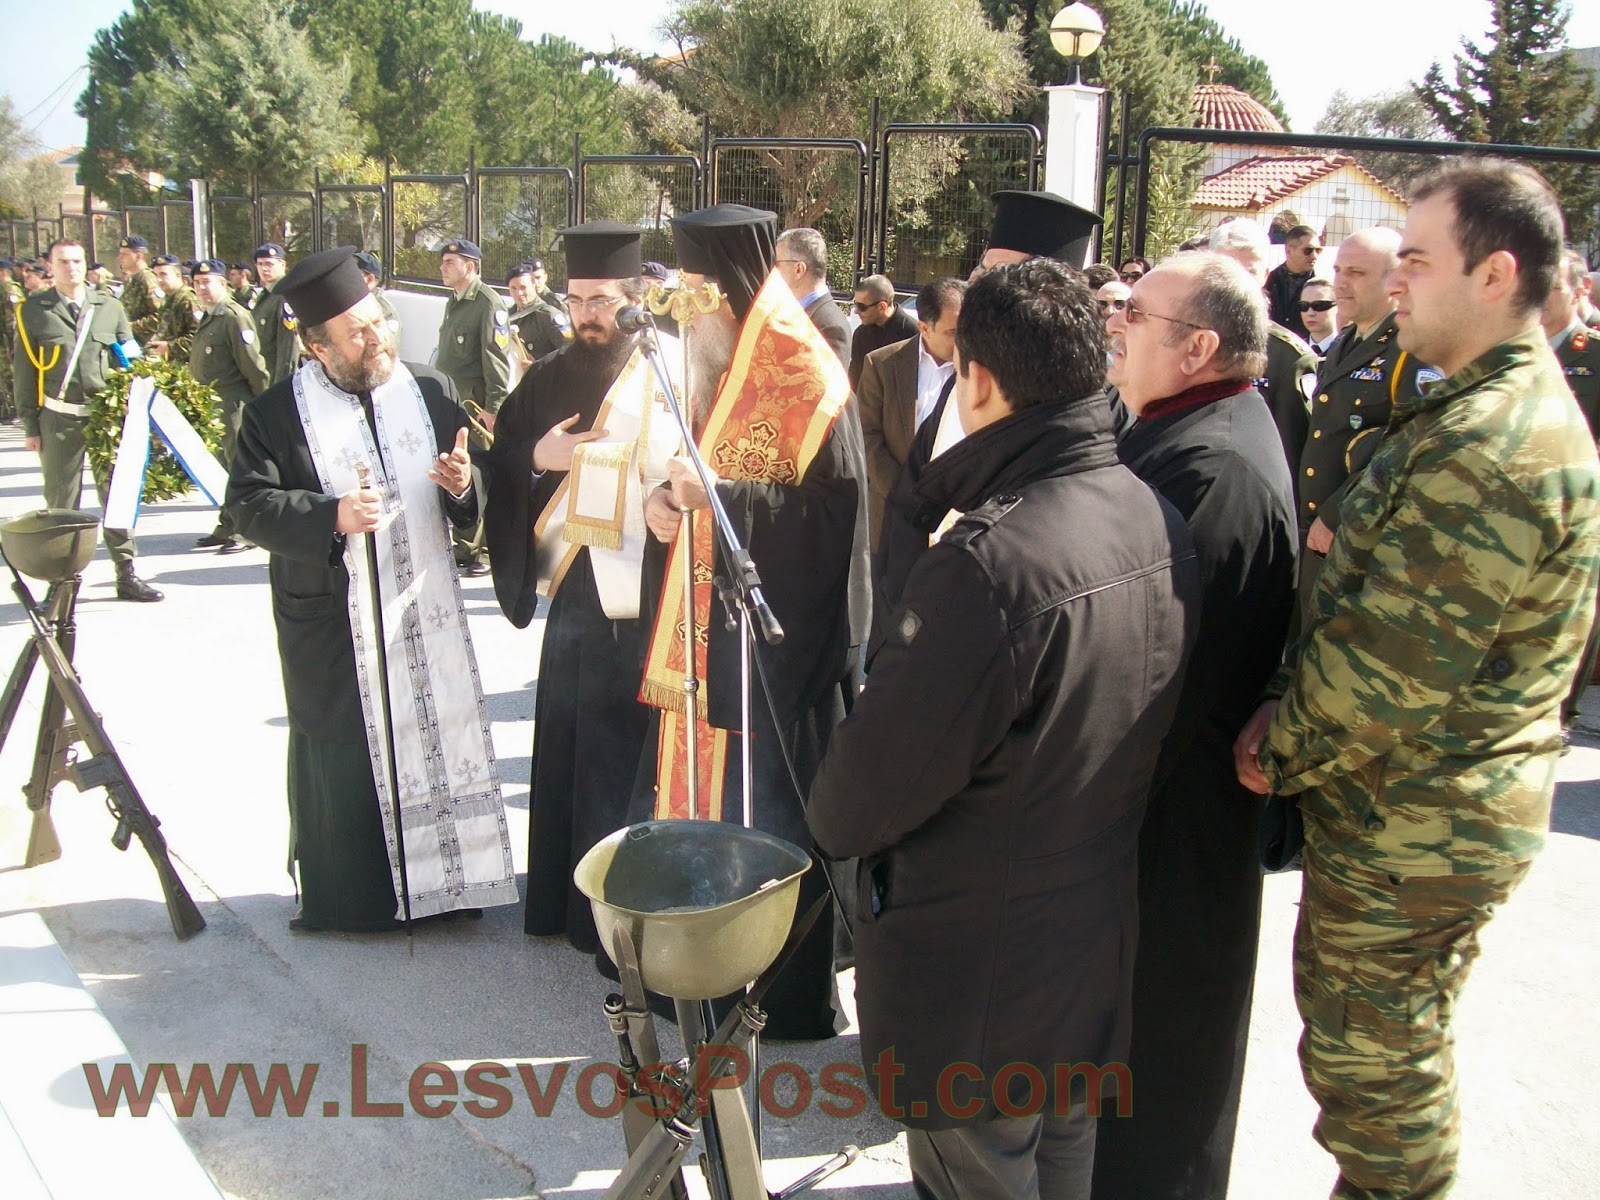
[1332,227,1402,334]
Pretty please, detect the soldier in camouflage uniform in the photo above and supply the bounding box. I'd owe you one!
[146,255,199,364]
[251,243,300,385]
[188,260,269,553]
[116,235,162,344]
[433,238,509,574]
[0,259,22,423]
[1236,160,1600,1200]
[1542,248,1600,733]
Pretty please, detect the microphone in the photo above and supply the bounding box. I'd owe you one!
[615,306,655,333]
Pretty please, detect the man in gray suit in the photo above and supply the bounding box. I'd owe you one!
[856,276,965,547]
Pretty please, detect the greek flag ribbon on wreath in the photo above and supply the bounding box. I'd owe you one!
[103,376,230,532]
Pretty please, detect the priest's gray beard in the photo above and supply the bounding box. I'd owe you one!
[687,312,739,427]
[320,327,399,394]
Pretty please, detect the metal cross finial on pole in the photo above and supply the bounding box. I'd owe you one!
[1205,56,1222,84]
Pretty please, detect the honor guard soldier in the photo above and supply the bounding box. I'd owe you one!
[434,238,509,574]
[189,260,270,554]
[12,239,162,601]
[229,263,260,310]
[1297,228,1434,609]
[0,259,21,423]
[505,261,568,364]
[146,254,199,362]
[251,243,300,385]
[354,251,401,341]
[116,234,162,343]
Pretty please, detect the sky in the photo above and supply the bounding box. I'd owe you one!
[8,0,1600,155]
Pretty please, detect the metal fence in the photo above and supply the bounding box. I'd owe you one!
[477,167,574,289]
[1126,127,1600,262]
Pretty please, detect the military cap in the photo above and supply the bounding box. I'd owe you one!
[87,261,105,271]
[642,260,670,281]
[192,259,227,277]
[22,260,48,275]
[253,243,286,260]
[182,258,199,272]
[151,254,180,267]
[439,238,482,261]
[0,258,12,270]
[353,250,382,276]
[527,257,546,272]
[506,261,535,284]
[119,235,149,251]
[277,246,368,328]
[988,190,1102,265]
[229,261,251,271]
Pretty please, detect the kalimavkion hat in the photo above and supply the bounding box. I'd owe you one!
[988,191,1102,264]
[275,247,369,329]
[671,204,779,321]
[559,221,643,281]
[439,239,481,261]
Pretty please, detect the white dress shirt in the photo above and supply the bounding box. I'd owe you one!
[914,339,955,431]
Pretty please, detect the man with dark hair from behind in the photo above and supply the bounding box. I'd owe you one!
[1092,251,1298,1197]
[1237,158,1600,1199]
[810,260,1200,1198]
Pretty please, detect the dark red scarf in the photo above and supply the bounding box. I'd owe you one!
[1136,378,1254,423]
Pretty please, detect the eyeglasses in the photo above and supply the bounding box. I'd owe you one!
[567,294,627,313]
[1299,299,1337,313]
[1122,300,1210,331]
[1120,271,1143,283]
[775,258,804,270]
[852,300,883,312]
[1098,298,1128,312]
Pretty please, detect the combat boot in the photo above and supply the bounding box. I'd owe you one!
[114,563,164,602]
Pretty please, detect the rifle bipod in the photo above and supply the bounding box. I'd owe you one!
[0,570,205,940]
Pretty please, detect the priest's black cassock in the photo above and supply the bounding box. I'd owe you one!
[482,335,649,952]
[630,204,871,1040]
[228,363,478,931]
[1092,382,1298,1198]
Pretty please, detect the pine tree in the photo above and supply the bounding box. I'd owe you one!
[1415,0,1600,243]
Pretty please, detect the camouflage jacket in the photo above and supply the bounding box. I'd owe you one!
[120,267,162,342]
[153,284,200,363]
[1262,328,1600,874]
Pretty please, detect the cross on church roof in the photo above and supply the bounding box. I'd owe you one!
[1205,56,1222,84]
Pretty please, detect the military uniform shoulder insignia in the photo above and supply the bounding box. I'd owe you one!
[895,609,922,645]
[1415,368,1444,387]
[240,326,255,344]
[282,301,297,331]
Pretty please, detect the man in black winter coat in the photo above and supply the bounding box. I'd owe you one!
[808,260,1201,1199]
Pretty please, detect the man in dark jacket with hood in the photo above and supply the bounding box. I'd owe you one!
[808,260,1200,1197]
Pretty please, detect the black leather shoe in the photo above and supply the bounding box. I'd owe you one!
[217,538,249,555]
[195,532,229,548]
[114,571,164,602]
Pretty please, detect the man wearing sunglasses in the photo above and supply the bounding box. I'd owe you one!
[1299,278,1340,355]
[1267,224,1324,338]
[848,273,918,390]
[1096,278,1131,319]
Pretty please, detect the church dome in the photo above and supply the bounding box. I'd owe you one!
[1191,83,1284,134]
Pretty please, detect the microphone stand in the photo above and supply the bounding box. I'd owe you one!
[630,309,783,1164]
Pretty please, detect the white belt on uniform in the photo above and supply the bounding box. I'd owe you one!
[41,398,91,417]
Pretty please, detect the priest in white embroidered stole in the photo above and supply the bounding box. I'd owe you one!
[225,247,518,931]
[481,222,681,952]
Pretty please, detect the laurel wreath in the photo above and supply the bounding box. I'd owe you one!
[86,358,228,504]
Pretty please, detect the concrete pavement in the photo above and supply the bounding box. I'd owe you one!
[0,420,1594,1198]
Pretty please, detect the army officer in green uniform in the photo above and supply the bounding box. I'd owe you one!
[1298,228,1433,609]
[189,259,270,554]
[11,239,162,601]
[433,238,509,575]
[252,243,300,385]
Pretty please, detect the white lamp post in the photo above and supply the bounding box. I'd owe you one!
[1049,3,1105,87]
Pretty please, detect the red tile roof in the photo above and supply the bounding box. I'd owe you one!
[1191,84,1284,134]
[1192,154,1406,212]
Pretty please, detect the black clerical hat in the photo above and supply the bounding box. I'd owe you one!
[671,204,779,321]
[560,221,643,281]
[989,191,1102,264]
[276,247,369,328]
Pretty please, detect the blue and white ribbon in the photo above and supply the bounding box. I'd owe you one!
[103,376,230,532]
